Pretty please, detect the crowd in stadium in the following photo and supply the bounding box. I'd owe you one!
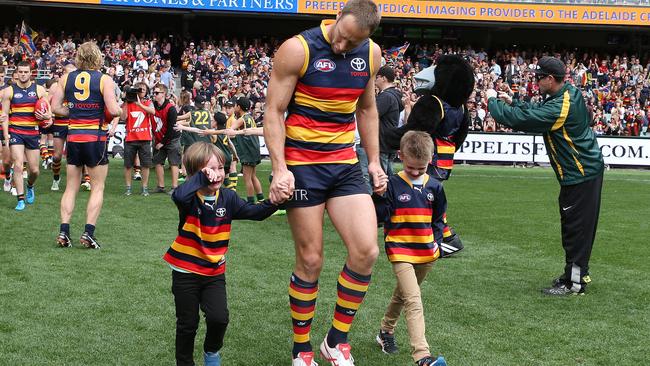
[1,25,649,137]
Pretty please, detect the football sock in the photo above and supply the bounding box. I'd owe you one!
[327,264,371,347]
[84,224,95,237]
[247,196,255,203]
[39,143,48,160]
[256,193,264,201]
[52,156,61,180]
[226,173,238,191]
[17,194,25,202]
[60,223,70,235]
[289,274,318,358]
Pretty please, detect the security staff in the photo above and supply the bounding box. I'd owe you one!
[488,56,604,296]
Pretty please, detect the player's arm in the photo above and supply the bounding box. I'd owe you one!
[357,43,387,194]
[102,75,121,118]
[34,85,52,121]
[263,37,305,202]
[177,111,191,121]
[1,88,10,140]
[229,116,245,130]
[431,183,448,244]
[51,80,70,117]
[227,137,239,162]
[108,116,120,137]
[120,103,128,122]
[230,191,279,219]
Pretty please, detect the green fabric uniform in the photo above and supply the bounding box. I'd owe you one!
[488,83,604,185]
[236,113,261,166]
[182,109,212,148]
[213,134,232,168]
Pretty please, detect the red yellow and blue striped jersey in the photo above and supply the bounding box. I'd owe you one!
[48,94,69,127]
[285,20,375,165]
[163,172,277,276]
[8,83,39,136]
[61,70,108,143]
[430,96,466,177]
[376,171,447,264]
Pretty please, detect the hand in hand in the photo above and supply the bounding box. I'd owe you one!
[368,162,388,195]
[270,169,294,204]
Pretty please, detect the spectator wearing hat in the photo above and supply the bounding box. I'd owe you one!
[488,56,605,296]
[229,96,264,203]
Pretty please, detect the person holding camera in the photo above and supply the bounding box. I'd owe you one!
[122,82,155,196]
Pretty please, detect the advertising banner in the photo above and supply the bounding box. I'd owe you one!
[458,133,650,167]
[33,0,650,26]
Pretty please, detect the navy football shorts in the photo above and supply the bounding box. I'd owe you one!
[285,163,369,208]
[40,125,68,139]
[67,141,109,167]
[9,132,40,150]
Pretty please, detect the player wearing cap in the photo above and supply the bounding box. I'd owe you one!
[488,56,604,296]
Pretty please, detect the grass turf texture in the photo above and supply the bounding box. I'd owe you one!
[1,160,648,365]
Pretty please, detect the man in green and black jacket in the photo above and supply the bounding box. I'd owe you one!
[488,56,604,296]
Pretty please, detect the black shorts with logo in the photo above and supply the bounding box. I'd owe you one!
[67,141,109,167]
[285,163,368,208]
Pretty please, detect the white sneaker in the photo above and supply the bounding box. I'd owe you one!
[10,187,17,196]
[3,179,10,192]
[51,179,60,191]
[293,352,318,366]
[320,339,354,366]
[22,170,27,179]
[81,181,91,191]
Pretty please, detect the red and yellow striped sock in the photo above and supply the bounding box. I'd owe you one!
[326,265,370,347]
[39,144,48,160]
[289,273,318,358]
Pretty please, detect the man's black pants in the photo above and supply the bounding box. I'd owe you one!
[558,173,603,293]
[172,271,229,366]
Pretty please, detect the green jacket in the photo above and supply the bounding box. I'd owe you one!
[488,84,604,185]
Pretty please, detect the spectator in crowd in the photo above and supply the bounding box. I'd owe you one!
[375,65,403,176]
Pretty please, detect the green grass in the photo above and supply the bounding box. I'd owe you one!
[1,161,649,365]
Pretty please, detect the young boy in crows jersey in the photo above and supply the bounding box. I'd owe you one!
[373,131,447,366]
[163,141,279,366]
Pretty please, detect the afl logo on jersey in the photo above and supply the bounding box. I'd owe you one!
[314,59,336,72]
[14,93,23,99]
[398,193,411,202]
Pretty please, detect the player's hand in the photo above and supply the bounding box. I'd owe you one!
[201,167,220,183]
[498,91,513,105]
[368,162,388,195]
[0,114,7,123]
[35,107,52,121]
[41,118,54,129]
[270,169,294,204]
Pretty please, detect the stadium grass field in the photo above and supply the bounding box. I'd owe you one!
[1,160,648,366]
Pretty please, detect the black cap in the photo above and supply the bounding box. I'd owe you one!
[236,96,251,111]
[535,56,566,79]
[224,100,235,107]
[194,94,206,105]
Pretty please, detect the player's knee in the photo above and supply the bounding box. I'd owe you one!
[297,252,323,276]
[349,243,379,268]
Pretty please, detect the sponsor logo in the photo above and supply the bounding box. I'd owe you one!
[427,193,435,201]
[28,91,37,97]
[345,310,356,315]
[296,321,307,326]
[561,205,573,212]
[314,58,336,72]
[216,208,226,217]
[292,189,309,201]
[14,93,23,99]
[350,58,366,71]
[398,193,411,202]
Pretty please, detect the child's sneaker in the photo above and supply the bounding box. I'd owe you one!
[26,186,35,204]
[80,232,101,249]
[293,351,318,366]
[15,200,26,211]
[51,179,60,191]
[320,339,355,366]
[376,330,398,354]
[124,187,132,196]
[10,187,17,196]
[141,188,150,197]
[56,232,72,248]
[203,351,221,366]
[3,179,11,192]
[417,356,447,366]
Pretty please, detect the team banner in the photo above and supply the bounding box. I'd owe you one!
[32,0,650,25]
[457,133,650,167]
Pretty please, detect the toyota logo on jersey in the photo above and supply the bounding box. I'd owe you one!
[314,59,336,72]
[350,58,366,71]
